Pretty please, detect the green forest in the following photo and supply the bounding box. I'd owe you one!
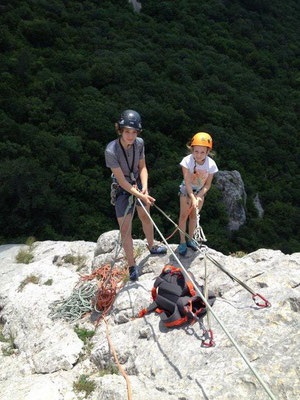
[0,0,299,254]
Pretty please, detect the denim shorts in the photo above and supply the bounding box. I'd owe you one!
[115,191,136,218]
[179,184,202,197]
[112,181,143,218]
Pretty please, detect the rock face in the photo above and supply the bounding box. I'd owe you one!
[129,0,142,13]
[0,235,299,400]
[214,170,247,231]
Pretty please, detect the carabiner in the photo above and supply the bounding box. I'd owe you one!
[252,293,271,308]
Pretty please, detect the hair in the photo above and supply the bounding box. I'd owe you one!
[185,138,215,158]
[115,123,141,136]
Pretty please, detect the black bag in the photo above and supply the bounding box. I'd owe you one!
[139,264,216,327]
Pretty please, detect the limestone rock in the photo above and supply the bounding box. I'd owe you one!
[215,170,247,231]
[0,237,299,400]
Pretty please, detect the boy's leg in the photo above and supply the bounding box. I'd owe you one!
[117,213,135,267]
[136,204,154,249]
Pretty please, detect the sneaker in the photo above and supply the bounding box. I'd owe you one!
[129,265,138,281]
[187,240,198,251]
[149,244,167,255]
[178,243,187,256]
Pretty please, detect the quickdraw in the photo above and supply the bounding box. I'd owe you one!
[193,207,207,243]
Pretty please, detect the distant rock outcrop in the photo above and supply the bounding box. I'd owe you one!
[129,0,142,13]
[215,170,247,231]
[0,235,299,399]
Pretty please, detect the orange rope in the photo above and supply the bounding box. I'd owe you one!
[81,263,127,321]
[165,204,194,241]
[82,266,132,399]
[104,316,132,400]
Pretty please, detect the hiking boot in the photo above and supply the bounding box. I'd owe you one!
[178,243,187,256]
[187,240,198,251]
[129,265,138,281]
[149,244,167,255]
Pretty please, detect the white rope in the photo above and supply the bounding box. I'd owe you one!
[194,207,207,242]
[137,199,277,400]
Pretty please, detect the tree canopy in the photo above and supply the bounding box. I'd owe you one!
[0,0,299,254]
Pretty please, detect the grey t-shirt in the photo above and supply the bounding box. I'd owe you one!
[105,137,145,183]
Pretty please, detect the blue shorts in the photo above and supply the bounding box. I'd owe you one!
[115,192,137,218]
[114,181,144,218]
[179,184,202,197]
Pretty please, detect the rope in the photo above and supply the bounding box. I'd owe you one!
[138,199,277,400]
[164,204,193,241]
[49,281,97,322]
[201,254,214,347]
[153,202,209,254]
[104,316,132,400]
[82,263,127,317]
[49,195,136,323]
[194,207,207,242]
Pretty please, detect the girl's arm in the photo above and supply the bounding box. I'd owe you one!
[197,173,214,199]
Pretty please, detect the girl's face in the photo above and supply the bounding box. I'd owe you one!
[192,145,209,164]
[120,128,138,147]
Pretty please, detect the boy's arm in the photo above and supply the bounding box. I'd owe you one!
[111,166,154,203]
[138,158,148,194]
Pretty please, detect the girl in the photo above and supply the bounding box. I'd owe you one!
[178,132,218,256]
[105,110,166,280]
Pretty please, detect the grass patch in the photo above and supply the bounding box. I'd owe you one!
[15,249,34,264]
[43,278,53,286]
[18,274,40,291]
[74,325,95,344]
[15,236,36,264]
[229,251,247,258]
[62,253,87,271]
[0,324,16,356]
[98,364,119,377]
[73,374,96,398]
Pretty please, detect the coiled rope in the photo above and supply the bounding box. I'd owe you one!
[49,196,137,323]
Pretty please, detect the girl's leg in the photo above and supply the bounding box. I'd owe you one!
[136,205,154,249]
[188,208,197,238]
[117,213,135,267]
[178,195,191,243]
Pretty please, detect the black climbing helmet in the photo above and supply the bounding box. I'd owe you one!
[117,109,142,131]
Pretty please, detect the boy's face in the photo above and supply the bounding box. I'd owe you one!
[121,128,138,146]
[192,145,209,164]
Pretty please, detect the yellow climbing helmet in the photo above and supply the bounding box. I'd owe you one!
[190,132,213,149]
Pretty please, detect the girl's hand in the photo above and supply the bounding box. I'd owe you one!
[191,197,198,209]
[141,187,148,195]
[196,196,203,208]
